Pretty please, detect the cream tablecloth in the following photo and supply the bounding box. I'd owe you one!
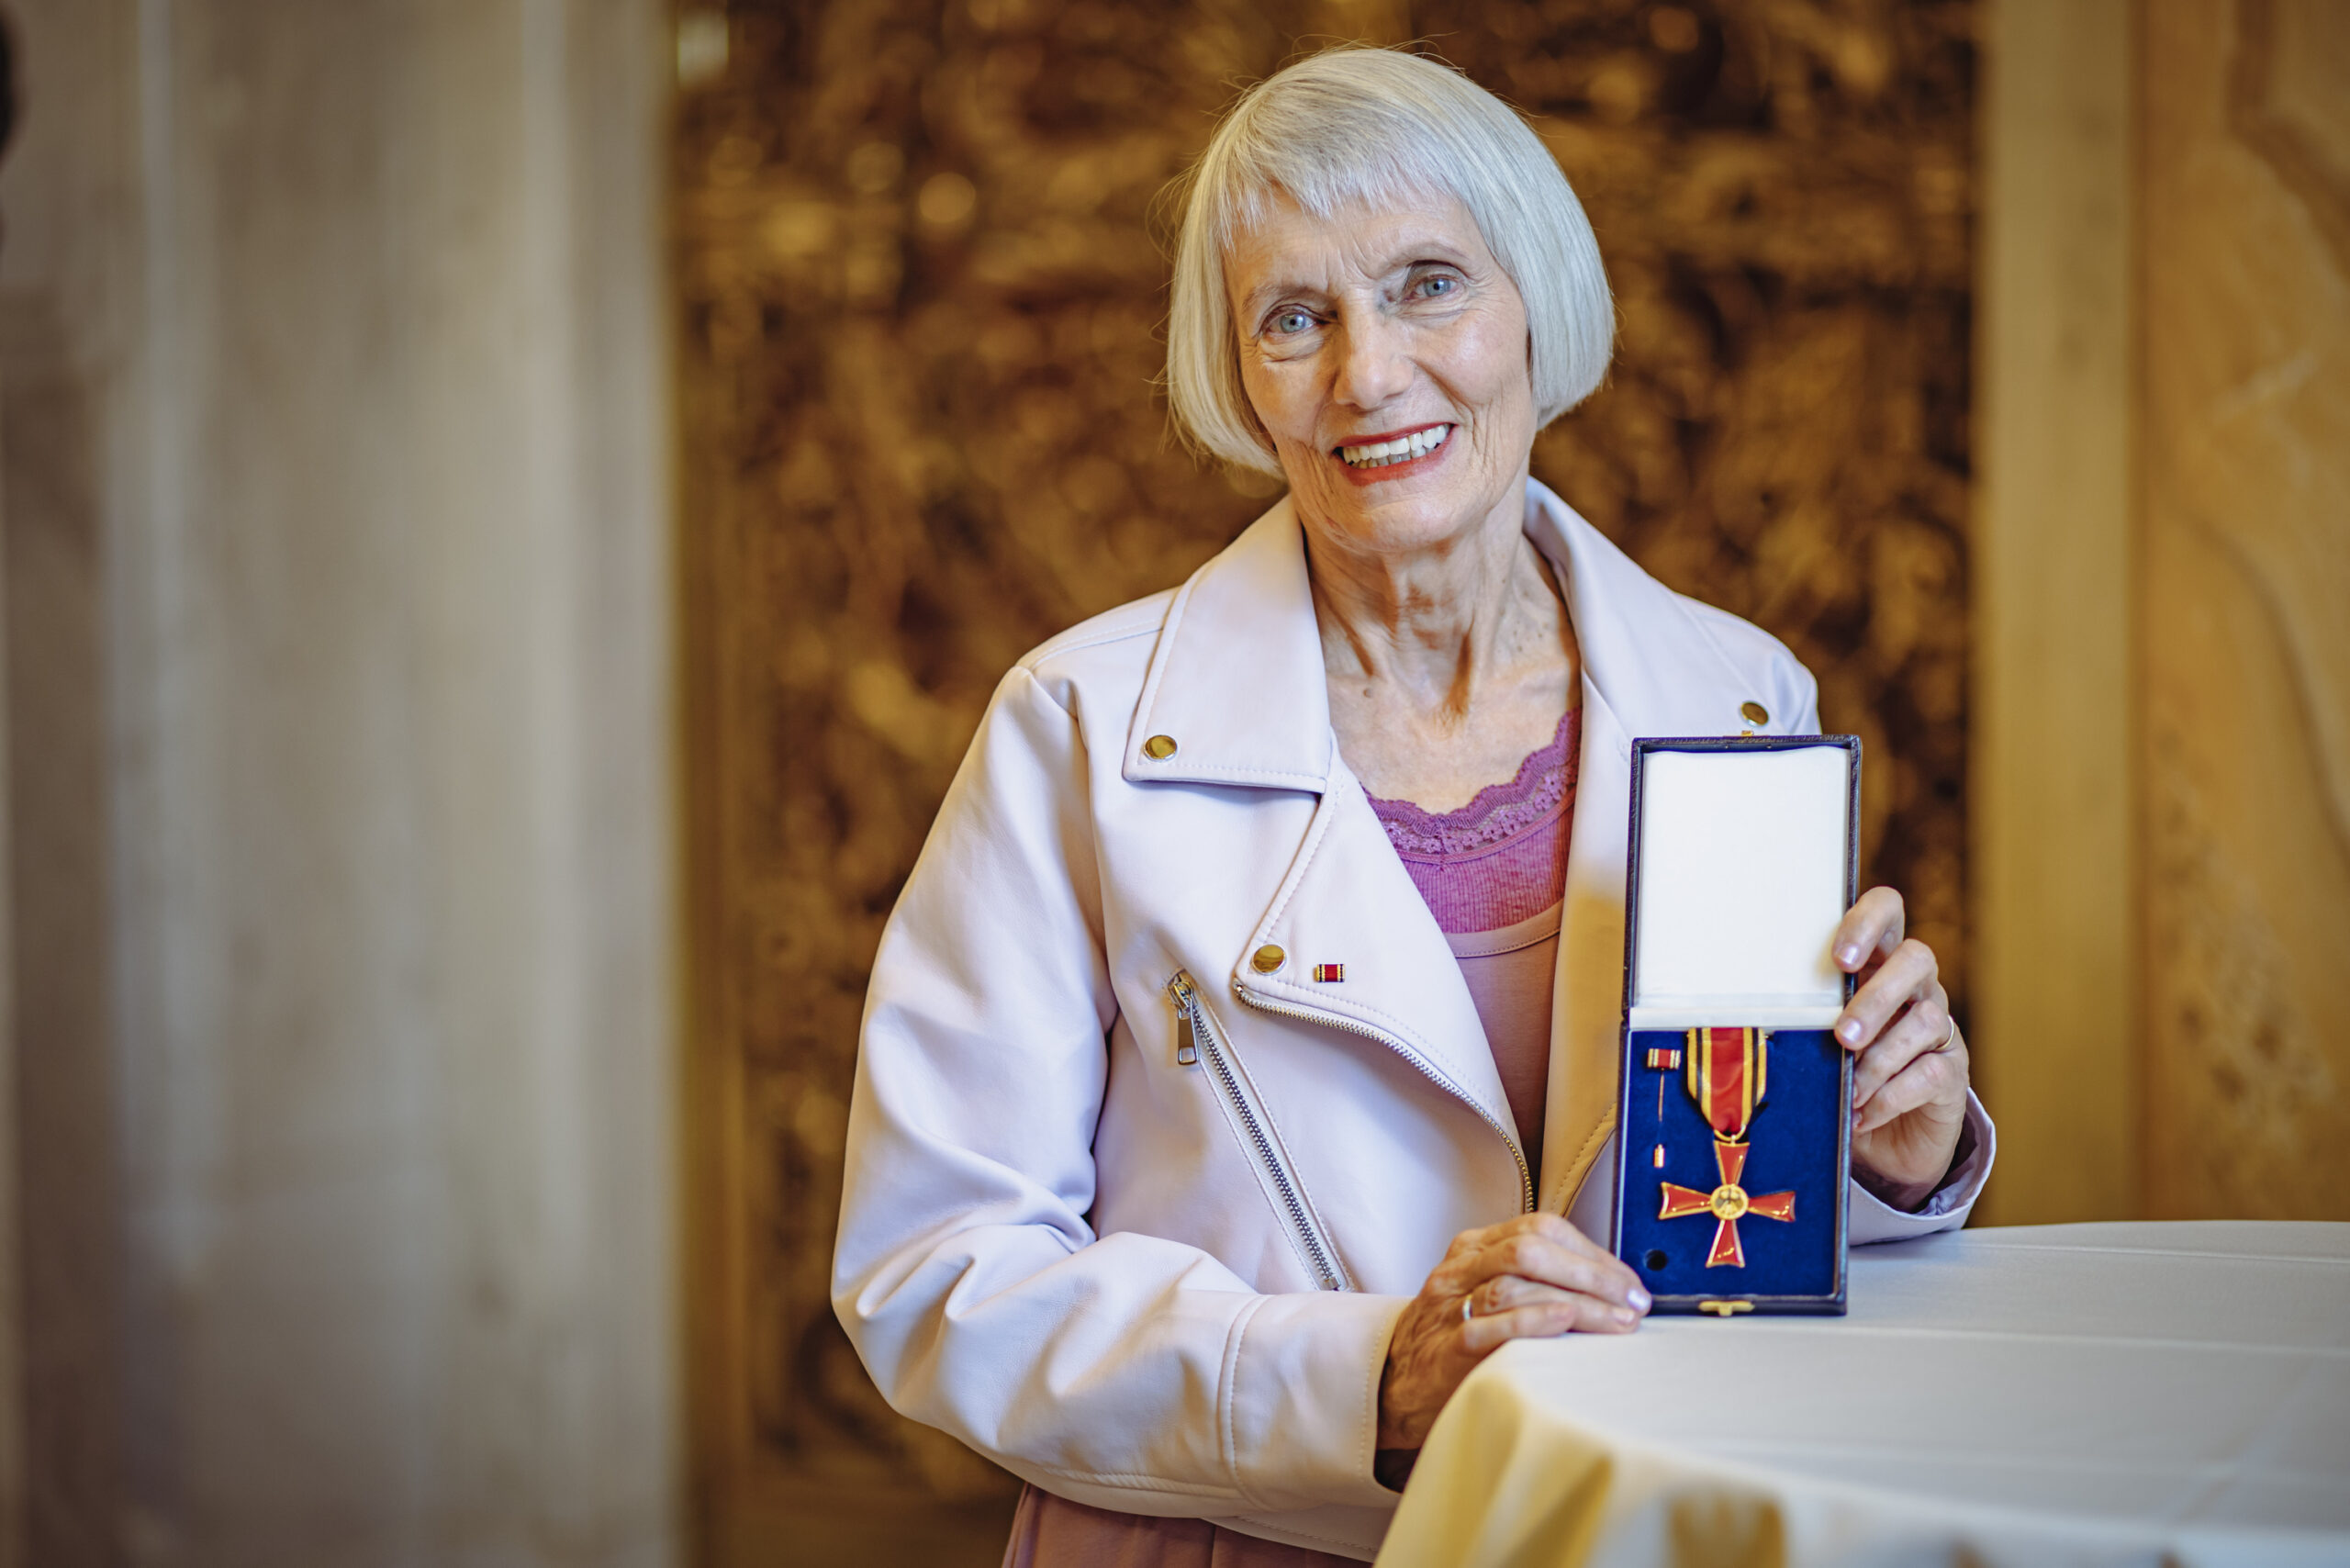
[1378,1222,2350,1567]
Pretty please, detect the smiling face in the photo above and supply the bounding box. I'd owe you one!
[1225,187,1538,563]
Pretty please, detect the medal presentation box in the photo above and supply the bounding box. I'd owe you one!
[1610,737,1860,1316]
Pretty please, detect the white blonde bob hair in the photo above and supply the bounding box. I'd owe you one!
[1166,48,1614,476]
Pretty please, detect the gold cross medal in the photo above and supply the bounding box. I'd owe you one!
[1657,1026,1797,1267]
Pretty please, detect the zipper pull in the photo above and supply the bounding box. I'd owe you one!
[1167,973,1201,1066]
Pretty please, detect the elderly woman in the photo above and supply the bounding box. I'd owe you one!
[834,47,1991,1566]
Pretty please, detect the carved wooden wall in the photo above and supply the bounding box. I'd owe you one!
[2141,0,2350,1217]
[674,2,1975,1561]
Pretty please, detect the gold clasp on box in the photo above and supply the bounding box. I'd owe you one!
[1696,1299,1754,1316]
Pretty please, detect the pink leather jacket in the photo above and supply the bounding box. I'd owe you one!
[834,482,1994,1560]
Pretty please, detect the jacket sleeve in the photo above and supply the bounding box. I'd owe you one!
[1775,658,2000,1242]
[1850,1093,1996,1242]
[832,663,1404,1518]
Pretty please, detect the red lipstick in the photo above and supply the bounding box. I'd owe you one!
[1329,421,1454,485]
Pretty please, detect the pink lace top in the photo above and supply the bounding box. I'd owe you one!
[1368,706,1580,1181]
[1365,707,1581,935]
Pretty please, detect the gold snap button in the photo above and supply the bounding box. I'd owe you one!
[1143,734,1178,760]
[1250,945,1286,974]
[1740,700,1769,726]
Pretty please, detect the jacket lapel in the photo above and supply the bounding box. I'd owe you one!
[1543,678,1632,1211]
[1123,498,1332,792]
[1235,769,1521,1162]
[1524,481,1774,1211]
[1125,499,1521,1159]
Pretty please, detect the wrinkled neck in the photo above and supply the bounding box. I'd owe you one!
[1305,487,1561,724]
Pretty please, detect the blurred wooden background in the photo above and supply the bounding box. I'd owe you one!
[2136,0,2350,1218]
[0,1,2335,1562]
[673,2,1976,1560]
[1974,0,2350,1226]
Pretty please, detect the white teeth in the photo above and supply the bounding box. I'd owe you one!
[1339,425,1450,468]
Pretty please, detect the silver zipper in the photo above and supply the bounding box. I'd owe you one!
[1234,980,1536,1215]
[1168,971,1348,1292]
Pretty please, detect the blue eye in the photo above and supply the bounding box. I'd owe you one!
[1272,309,1313,334]
[1418,274,1458,297]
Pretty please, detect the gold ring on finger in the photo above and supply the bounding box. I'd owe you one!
[1933,1015,1958,1053]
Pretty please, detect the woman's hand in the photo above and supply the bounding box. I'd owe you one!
[1832,887,1971,1211]
[1376,1213,1649,1451]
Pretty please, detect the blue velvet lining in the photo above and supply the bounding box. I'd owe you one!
[1614,1028,1847,1309]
